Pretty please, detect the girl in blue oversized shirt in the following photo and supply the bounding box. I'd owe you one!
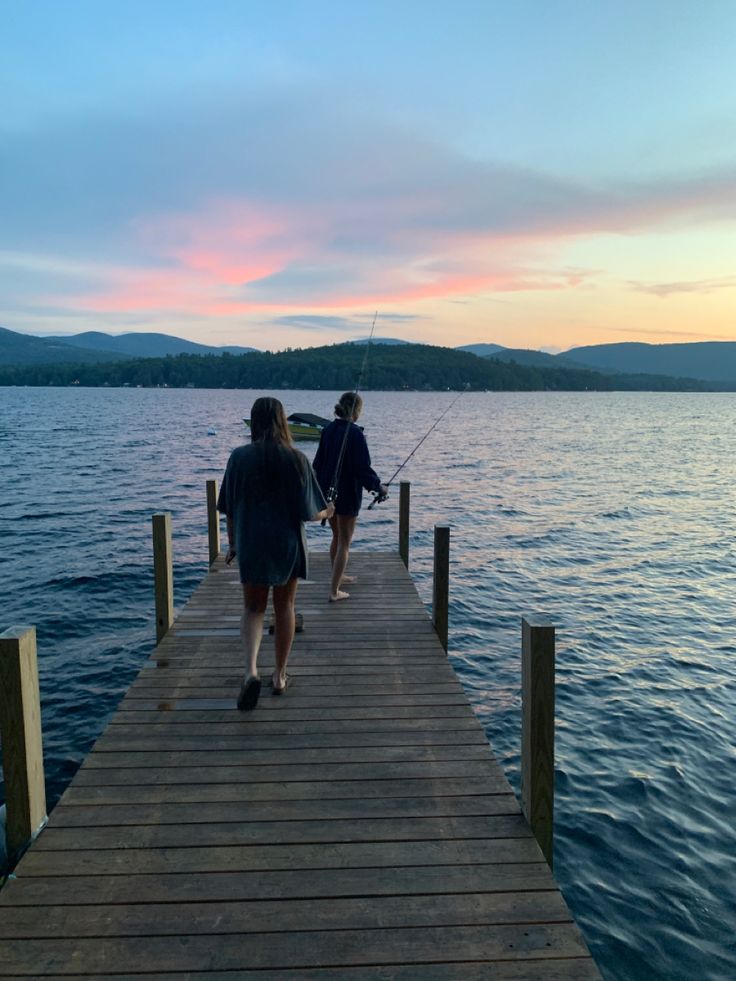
[218,397,333,710]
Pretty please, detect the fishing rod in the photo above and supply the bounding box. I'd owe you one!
[367,390,463,509]
[321,311,379,525]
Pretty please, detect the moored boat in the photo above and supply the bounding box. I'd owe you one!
[243,412,331,441]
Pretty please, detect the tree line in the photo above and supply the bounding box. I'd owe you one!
[0,342,728,391]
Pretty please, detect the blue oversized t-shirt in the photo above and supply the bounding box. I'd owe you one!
[217,442,325,585]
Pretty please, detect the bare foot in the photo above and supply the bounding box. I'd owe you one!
[341,575,356,584]
[272,670,289,694]
[329,589,350,602]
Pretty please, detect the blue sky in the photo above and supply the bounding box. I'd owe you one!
[3,0,736,350]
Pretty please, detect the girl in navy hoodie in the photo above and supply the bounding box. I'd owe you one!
[313,392,387,602]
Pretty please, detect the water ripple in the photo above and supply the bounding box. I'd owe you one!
[1,387,735,980]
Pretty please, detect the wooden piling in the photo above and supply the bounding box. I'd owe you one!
[398,481,410,568]
[206,479,220,565]
[521,615,556,868]
[152,512,173,644]
[432,524,450,652]
[0,626,47,863]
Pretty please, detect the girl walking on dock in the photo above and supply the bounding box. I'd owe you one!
[217,397,334,711]
[313,392,387,602]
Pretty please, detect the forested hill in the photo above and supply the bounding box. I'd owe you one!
[562,340,736,381]
[0,342,729,391]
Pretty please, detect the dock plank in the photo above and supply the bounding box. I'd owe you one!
[0,551,600,978]
[0,924,592,974]
[0,890,572,937]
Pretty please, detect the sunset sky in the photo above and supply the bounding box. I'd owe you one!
[3,0,736,352]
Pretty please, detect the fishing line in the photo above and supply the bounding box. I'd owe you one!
[367,390,463,509]
[321,311,379,524]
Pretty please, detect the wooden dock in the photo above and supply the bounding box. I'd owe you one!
[0,550,600,978]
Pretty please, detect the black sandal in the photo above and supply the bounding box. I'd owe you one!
[237,676,262,711]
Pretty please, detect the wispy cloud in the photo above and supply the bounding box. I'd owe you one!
[601,324,732,340]
[628,276,736,297]
[271,315,364,333]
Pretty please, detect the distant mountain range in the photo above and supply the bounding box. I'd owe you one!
[0,327,256,366]
[2,326,736,385]
[455,343,507,357]
[482,341,736,382]
[0,327,122,366]
[45,330,256,358]
[559,341,736,382]
[483,347,594,371]
[356,339,736,383]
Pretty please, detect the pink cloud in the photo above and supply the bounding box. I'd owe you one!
[54,199,309,314]
[52,235,586,315]
[45,168,736,318]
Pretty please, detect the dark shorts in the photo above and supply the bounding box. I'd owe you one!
[239,544,306,586]
[334,485,362,516]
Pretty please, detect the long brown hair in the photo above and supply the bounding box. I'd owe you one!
[248,397,304,498]
[249,396,293,445]
[335,391,363,420]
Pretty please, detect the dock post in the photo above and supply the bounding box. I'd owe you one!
[398,481,410,568]
[432,524,450,652]
[206,479,220,564]
[0,626,47,865]
[521,616,556,868]
[152,512,173,643]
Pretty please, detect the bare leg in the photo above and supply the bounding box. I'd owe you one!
[329,514,357,601]
[241,583,269,679]
[328,515,354,583]
[328,514,338,565]
[272,577,298,689]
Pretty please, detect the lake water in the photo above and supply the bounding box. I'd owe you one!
[1,386,735,979]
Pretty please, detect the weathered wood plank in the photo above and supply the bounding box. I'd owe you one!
[90,728,489,751]
[0,923,592,974]
[118,693,471,710]
[0,890,571,938]
[109,705,476,722]
[0,965,599,981]
[132,667,462,681]
[137,676,458,693]
[105,717,483,735]
[58,775,508,806]
[14,838,546,878]
[146,652,448,665]
[80,744,492,768]
[50,793,519,827]
[33,813,533,850]
[70,758,506,786]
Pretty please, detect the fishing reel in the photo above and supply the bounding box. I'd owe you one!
[367,488,389,510]
[321,488,337,526]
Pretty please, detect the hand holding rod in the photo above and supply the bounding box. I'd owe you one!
[367,488,389,510]
[321,487,337,526]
